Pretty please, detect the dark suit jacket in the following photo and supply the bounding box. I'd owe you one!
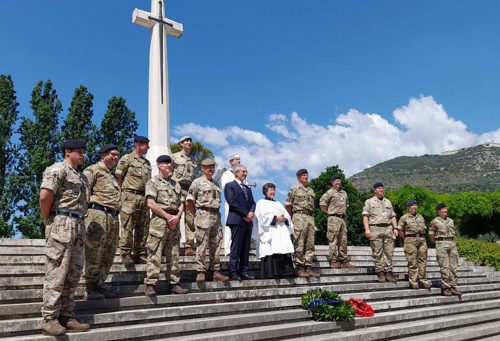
[224,180,256,226]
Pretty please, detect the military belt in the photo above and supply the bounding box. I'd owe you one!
[198,207,219,213]
[294,209,313,215]
[54,209,84,219]
[123,188,145,195]
[436,237,454,241]
[370,223,391,227]
[89,203,119,217]
[328,213,345,218]
[405,233,424,238]
[163,209,179,215]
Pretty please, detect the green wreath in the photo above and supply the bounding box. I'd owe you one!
[301,288,355,322]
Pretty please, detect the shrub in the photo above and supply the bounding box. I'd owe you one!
[456,237,500,271]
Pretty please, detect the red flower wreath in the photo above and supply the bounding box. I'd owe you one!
[346,298,374,317]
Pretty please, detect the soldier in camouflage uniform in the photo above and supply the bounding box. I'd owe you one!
[319,175,355,269]
[172,136,197,256]
[397,199,430,289]
[285,168,320,278]
[144,155,189,296]
[39,139,91,336]
[362,182,398,283]
[186,159,230,283]
[83,144,121,300]
[116,135,152,265]
[429,203,461,296]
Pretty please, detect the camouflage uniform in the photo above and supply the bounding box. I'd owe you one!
[41,161,90,321]
[285,185,317,267]
[83,161,121,289]
[186,176,223,273]
[362,196,396,273]
[429,216,458,290]
[144,175,184,285]
[171,151,197,249]
[398,213,430,288]
[319,188,349,264]
[116,152,152,258]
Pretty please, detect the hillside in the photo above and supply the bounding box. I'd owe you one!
[348,142,500,192]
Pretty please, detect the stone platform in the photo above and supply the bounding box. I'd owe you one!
[0,239,499,340]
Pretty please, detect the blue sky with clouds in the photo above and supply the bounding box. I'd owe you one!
[1,0,499,199]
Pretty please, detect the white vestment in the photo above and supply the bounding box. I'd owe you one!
[253,198,294,259]
[221,169,235,255]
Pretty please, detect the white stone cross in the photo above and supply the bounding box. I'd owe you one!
[132,0,183,171]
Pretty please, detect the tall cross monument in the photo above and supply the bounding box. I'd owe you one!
[132,0,183,169]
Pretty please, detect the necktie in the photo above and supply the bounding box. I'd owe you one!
[241,184,248,200]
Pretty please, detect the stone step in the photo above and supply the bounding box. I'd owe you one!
[396,320,500,341]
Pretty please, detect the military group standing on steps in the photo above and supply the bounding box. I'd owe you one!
[38,137,462,336]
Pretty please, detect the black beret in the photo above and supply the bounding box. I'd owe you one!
[296,168,308,176]
[99,143,118,154]
[156,155,172,163]
[406,199,417,206]
[331,175,341,181]
[436,203,447,210]
[61,139,86,151]
[373,182,384,189]
[134,135,149,143]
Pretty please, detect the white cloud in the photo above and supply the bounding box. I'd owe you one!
[173,96,498,201]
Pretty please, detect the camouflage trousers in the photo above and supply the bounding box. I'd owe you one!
[119,191,150,258]
[195,214,223,273]
[42,215,85,321]
[84,209,119,287]
[327,216,348,263]
[145,216,181,285]
[404,236,429,287]
[435,240,458,289]
[292,213,317,266]
[369,225,395,273]
[181,189,196,249]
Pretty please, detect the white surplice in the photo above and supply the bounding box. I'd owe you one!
[253,198,294,259]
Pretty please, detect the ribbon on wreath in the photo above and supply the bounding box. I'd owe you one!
[309,299,342,310]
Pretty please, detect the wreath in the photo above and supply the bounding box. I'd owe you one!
[301,289,355,321]
[346,298,374,317]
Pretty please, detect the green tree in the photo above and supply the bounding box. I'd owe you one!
[309,166,367,246]
[61,85,98,167]
[171,140,214,177]
[98,96,138,155]
[0,75,19,237]
[16,80,62,238]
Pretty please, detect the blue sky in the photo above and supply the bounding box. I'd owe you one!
[1,0,499,199]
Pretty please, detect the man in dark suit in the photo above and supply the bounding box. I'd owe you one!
[224,164,256,280]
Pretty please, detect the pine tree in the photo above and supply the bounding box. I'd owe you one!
[62,85,98,166]
[0,75,19,237]
[16,80,62,238]
[98,96,138,154]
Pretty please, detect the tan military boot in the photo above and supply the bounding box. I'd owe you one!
[85,283,105,300]
[305,266,320,278]
[41,319,66,336]
[121,255,134,265]
[170,284,189,294]
[450,287,462,296]
[418,282,431,289]
[297,266,309,278]
[213,271,229,282]
[340,261,355,269]
[385,272,397,282]
[377,272,386,283]
[59,316,90,332]
[184,247,196,256]
[196,272,206,283]
[441,288,452,296]
[330,261,340,269]
[97,285,117,299]
[144,284,156,297]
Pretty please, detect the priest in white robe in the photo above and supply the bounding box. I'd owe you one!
[253,183,295,278]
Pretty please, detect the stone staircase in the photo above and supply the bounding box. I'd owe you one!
[0,239,499,340]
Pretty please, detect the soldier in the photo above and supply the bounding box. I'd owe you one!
[362,182,398,283]
[285,168,320,278]
[116,135,152,265]
[171,136,197,256]
[39,139,91,336]
[319,175,355,269]
[186,159,230,283]
[429,203,461,296]
[144,155,189,297]
[397,199,430,289]
[83,144,121,300]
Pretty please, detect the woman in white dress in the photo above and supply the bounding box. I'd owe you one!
[253,183,295,278]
